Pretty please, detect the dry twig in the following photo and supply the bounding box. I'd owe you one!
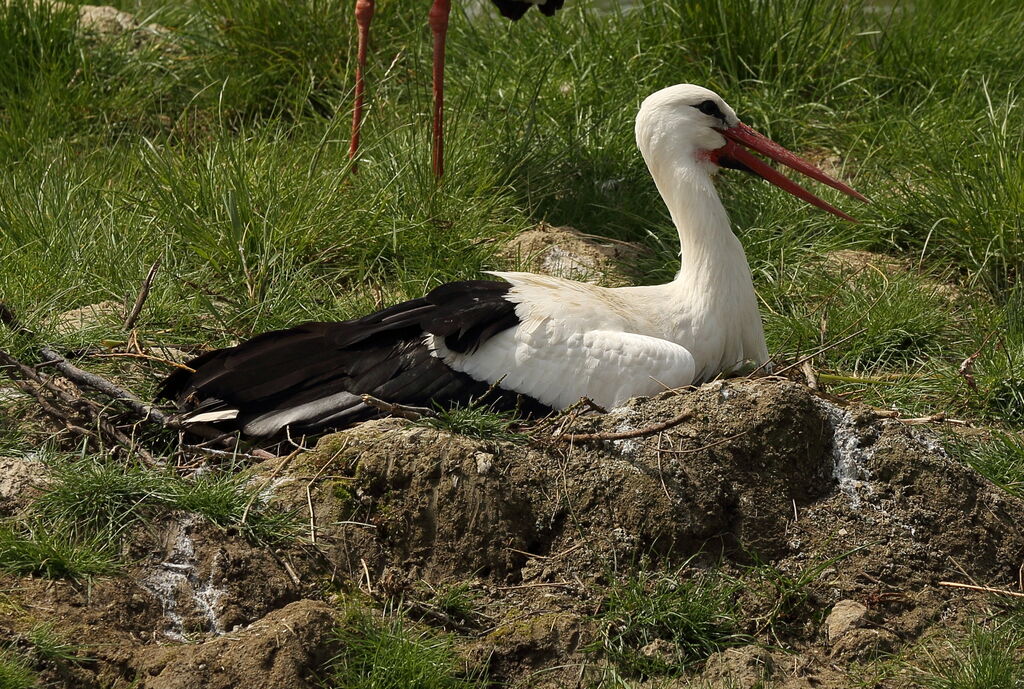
[360,394,433,420]
[39,347,169,425]
[938,580,1024,599]
[554,409,693,443]
[0,346,161,466]
[124,258,161,331]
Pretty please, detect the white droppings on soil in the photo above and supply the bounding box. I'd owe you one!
[813,399,878,509]
[140,516,228,640]
[192,560,227,635]
[261,476,292,500]
[608,407,641,456]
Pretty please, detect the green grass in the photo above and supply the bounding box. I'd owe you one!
[327,603,485,689]
[916,614,1024,689]
[593,566,744,678]
[0,453,298,578]
[420,582,479,621]
[0,0,1023,590]
[945,433,1024,498]
[0,522,119,578]
[418,404,526,442]
[26,621,90,665]
[170,468,301,543]
[0,651,35,689]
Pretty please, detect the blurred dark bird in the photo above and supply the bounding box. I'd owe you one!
[348,0,566,177]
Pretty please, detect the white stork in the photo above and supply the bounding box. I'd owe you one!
[161,84,866,438]
[348,0,566,177]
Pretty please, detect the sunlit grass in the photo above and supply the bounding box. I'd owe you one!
[945,432,1024,498]
[915,614,1024,689]
[0,453,298,579]
[592,566,745,678]
[0,0,1023,576]
[0,650,36,689]
[327,603,485,689]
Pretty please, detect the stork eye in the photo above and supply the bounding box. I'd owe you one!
[695,99,724,119]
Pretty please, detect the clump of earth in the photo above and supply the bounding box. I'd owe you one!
[2,377,1021,688]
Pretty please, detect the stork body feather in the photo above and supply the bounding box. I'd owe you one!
[161,84,864,438]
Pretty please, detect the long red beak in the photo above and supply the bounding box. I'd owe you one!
[714,122,867,222]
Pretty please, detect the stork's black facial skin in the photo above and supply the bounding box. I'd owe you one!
[694,99,726,121]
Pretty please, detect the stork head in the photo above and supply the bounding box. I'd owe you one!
[635,84,866,221]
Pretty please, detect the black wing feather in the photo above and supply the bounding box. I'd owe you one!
[490,0,566,20]
[158,280,548,437]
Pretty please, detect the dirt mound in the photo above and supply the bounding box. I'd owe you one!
[131,515,302,639]
[2,378,1021,687]
[295,379,1020,589]
[133,599,337,689]
[499,223,644,286]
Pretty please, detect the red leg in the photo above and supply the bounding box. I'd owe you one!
[349,0,375,171]
[428,0,451,178]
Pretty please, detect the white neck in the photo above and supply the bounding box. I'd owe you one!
[643,147,748,287]
[639,133,768,376]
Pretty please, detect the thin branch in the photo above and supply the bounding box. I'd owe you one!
[89,351,195,371]
[800,360,819,390]
[1,347,161,466]
[554,409,692,443]
[124,258,161,331]
[39,347,169,425]
[937,581,1024,598]
[360,394,434,420]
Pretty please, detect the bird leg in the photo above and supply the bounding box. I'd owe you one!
[349,0,376,171]
[428,0,451,178]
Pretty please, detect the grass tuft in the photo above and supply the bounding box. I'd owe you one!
[944,433,1024,499]
[0,522,119,579]
[0,454,298,578]
[594,566,744,678]
[0,650,35,689]
[423,582,478,621]
[327,603,484,689]
[418,404,526,442]
[171,469,301,544]
[917,617,1024,689]
[27,621,89,665]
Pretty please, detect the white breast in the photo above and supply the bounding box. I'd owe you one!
[427,272,699,409]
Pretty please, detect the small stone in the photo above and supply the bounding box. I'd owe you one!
[476,452,494,475]
[639,638,677,664]
[838,528,848,536]
[825,599,868,641]
[0,456,49,516]
[499,223,643,286]
[830,627,899,660]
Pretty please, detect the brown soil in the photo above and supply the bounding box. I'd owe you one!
[2,378,1022,687]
